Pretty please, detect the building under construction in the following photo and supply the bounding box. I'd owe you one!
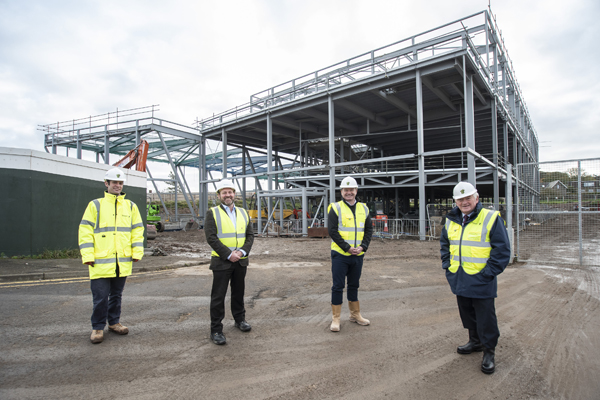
[39,10,538,240]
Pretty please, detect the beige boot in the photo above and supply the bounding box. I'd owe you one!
[330,304,342,332]
[348,301,370,326]
[108,323,129,335]
[90,329,104,344]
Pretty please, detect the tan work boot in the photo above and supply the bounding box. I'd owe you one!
[330,304,342,332]
[348,301,370,326]
[108,323,129,335]
[90,330,104,344]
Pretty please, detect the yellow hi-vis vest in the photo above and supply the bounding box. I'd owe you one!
[446,208,500,275]
[78,192,145,280]
[328,201,369,256]
[211,206,250,258]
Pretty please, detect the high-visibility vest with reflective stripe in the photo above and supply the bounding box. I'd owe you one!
[328,201,368,256]
[78,192,145,279]
[210,206,249,258]
[446,208,500,275]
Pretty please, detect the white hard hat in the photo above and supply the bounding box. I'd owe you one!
[340,176,358,189]
[216,179,236,193]
[453,181,477,200]
[104,168,126,182]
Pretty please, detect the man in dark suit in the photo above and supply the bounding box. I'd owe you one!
[204,179,254,345]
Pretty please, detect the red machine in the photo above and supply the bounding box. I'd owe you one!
[113,140,149,172]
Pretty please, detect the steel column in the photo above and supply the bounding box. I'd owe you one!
[416,70,426,240]
[267,113,273,223]
[328,95,336,203]
[222,128,227,178]
[491,97,499,208]
[463,58,476,184]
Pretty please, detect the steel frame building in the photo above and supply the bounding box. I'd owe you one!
[41,10,538,238]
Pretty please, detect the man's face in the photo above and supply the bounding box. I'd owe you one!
[218,188,236,207]
[105,180,124,195]
[341,187,357,203]
[456,194,478,215]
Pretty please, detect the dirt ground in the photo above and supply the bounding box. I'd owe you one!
[1,230,599,399]
[141,230,600,399]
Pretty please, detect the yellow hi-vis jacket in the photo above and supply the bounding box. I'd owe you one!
[78,192,145,279]
[446,208,500,275]
[328,201,369,256]
[210,206,249,259]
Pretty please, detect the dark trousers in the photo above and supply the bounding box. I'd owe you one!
[456,295,499,349]
[210,262,247,333]
[331,251,364,305]
[90,277,127,330]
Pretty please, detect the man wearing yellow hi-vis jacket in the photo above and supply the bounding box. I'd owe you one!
[440,182,510,374]
[205,179,254,345]
[327,176,373,332]
[79,168,145,344]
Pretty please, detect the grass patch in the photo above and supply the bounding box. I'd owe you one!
[8,249,81,260]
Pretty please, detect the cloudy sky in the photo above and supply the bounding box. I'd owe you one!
[1,0,599,168]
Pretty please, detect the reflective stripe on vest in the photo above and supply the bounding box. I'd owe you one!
[447,208,499,275]
[330,201,368,256]
[211,206,249,257]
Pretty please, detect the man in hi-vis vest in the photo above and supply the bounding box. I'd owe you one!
[79,168,145,344]
[440,182,510,374]
[327,176,373,332]
[205,179,254,345]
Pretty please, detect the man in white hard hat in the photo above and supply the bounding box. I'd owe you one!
[326,176,373,332]
[204,179,254,345]
[78,168,145,344]
[440,181,510,374]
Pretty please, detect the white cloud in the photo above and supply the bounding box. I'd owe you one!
[0,0,598,165]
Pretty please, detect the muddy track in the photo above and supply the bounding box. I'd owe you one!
[0,232,599,399]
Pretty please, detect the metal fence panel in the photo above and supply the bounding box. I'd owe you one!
[517,158,600,267]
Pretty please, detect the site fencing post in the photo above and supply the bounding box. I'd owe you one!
[578,161,583,266]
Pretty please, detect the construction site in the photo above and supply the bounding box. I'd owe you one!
[1,8,600,400]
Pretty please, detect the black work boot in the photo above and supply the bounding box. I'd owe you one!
[481,347,496,374]
[457,329,484,354]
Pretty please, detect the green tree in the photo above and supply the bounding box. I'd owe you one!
[166,171,182,193]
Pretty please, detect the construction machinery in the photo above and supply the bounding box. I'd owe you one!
[147,204,164,232]
[113,140,149,172]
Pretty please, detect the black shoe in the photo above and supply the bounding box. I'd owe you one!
[210,332,226,345]
[481,348,495,374]
[457,341,484,354]
[235,320,252,332]
[457,329,484,354]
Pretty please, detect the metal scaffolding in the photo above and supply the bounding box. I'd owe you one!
[194,9,538,238]
[40,9,538,238]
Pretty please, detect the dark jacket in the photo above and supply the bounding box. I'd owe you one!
[205,205,255,270]
[440,202,511,299]
[327,200,373,254]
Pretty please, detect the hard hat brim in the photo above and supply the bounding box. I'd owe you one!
[453,190,478,200]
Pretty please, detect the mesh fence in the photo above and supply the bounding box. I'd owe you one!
[517,158,600,267]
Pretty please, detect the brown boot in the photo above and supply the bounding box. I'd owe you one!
[348,301,370,326]
[90,330,104,344]
[330,304,342,332]
[108,323,129,335]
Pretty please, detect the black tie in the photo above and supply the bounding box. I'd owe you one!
[463,215,468,226]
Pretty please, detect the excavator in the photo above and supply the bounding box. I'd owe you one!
[112,140,162,238]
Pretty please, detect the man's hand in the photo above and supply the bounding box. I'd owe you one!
[85,261,94,267]
[229,250,242,263]
[133,259,139,262]
[349,246,364,255]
